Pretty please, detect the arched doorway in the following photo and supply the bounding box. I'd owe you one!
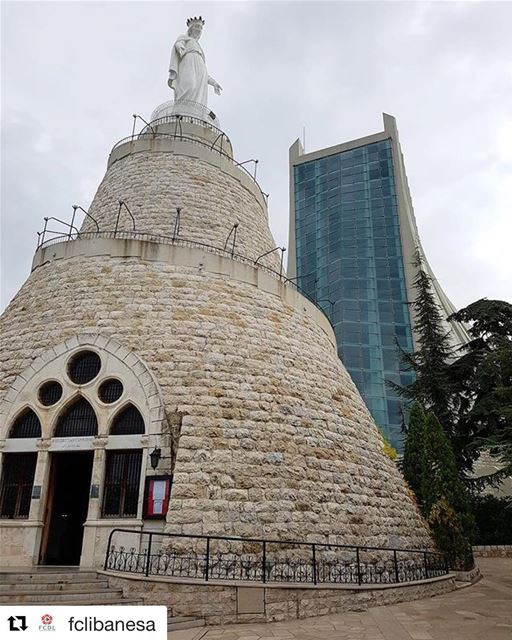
[40,397,97,565]
[41,452,94,565]
[0,337,166,569]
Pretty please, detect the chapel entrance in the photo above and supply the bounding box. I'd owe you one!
[40,451,94,565]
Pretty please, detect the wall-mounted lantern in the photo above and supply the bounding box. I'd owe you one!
[149,447,162,470]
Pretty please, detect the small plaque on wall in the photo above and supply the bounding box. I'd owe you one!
[32,485,41,499]
[90,484,100,499]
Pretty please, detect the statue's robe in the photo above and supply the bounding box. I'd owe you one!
[168,35,210,107]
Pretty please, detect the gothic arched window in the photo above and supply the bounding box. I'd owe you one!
[54,398,98,437]
[9,409,42,439]
[110,405,145,435]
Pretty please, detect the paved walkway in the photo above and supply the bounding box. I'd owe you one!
[169,558,512,640]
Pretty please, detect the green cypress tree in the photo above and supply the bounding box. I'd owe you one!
[392,251,461,463]
[401,405,475,567]
[406,253,455,427]
[423,412,474,567]
[402,402,428,508]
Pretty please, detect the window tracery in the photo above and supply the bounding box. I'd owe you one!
[54,397,98,437]
[8,409,42,439]
[0,337,165,523]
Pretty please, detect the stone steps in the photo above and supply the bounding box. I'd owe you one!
[0,580,109,593]
[167,616,206,632]
[0,570,100,583]
[0,568,131,606]
[1,588,126,604]
[0,567,204,630]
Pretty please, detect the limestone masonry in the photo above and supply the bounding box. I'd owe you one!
[82,124,280,271]
[0,111,434,573]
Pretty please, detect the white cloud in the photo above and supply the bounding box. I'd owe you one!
[1,0,512,310]
[33,132,53,154]
[496,120,512,163]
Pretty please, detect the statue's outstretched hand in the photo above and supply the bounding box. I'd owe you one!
[213,82,222,95]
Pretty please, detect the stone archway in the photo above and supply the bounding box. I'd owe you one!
[0,334,169,569]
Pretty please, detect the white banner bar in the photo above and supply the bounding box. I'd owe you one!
[1,606,167,639]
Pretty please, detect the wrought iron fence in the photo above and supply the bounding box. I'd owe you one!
[146,114,227,139]
[104,528,450,586]
[109,130,261,189]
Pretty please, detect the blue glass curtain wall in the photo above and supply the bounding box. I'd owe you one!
[294,139,414,449]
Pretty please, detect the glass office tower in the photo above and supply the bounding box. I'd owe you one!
[288,114,468,450]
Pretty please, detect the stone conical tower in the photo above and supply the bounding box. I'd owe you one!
[0,38,435,572]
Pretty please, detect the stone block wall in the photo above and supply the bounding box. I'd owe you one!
[473,545,512,558]
[0,523,41,566]
[1,243,432,552]
[104,572,456,625]
[82,145,280,271]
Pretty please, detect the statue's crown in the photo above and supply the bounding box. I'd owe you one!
[187,16,205,27]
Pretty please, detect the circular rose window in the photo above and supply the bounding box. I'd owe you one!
[98,379,124,404]
[38,381,63,406]
[68,351,101,385]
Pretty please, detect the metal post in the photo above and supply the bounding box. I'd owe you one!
[210,133,222,151]
[312,544,317,585]
[133,114,155,135]
[205,537,210,581]
[262,540,266,584]
[279,248,286,279]
[393,549,399,583]
[42,217,49,245]
[104,528,117,571]
[119,200,136,231]
[231,223,238,256]
[69,206,77,240]
[114,202,122,237]
[356,547,362,585]
[423,551,429,579]
[173,207,181,241]
[256,246,286,268]
[145,532,153,577]
[254,159,259,180]
[131,114,137,141]
[74,205,99,232]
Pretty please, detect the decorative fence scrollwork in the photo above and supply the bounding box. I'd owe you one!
[104,529,453,587]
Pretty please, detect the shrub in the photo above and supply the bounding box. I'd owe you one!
[472,495,512,545]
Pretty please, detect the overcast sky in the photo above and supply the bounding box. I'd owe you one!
[1,0,511,313]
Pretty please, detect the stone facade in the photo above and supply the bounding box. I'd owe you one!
[0,118,434,571]
[1,242,432,549]
[104,572,456,625]
[81,123,280,272]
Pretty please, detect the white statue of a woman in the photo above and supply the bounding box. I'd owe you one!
[168,16,222,109]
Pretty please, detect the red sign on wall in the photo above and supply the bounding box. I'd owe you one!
[144,476,172,519]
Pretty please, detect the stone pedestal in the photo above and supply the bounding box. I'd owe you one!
[151,99,221,128]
